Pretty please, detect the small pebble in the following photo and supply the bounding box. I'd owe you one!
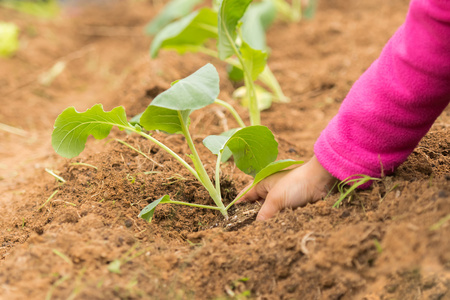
[340,210,351,218]
[124,219,133,228]
[438,190,448,198]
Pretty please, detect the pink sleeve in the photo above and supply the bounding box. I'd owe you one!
[314,0,450,184]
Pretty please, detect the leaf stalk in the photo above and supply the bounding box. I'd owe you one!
[178,112,228,217]
[214,99,246,127]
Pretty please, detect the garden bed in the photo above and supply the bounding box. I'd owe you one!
[0,0,449,299]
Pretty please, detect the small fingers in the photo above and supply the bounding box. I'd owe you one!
[236,171,289,204]
[256,195,281,221]
[236,181,270,204]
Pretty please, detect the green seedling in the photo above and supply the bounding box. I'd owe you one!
[150,0,288,125]
[333,175,381,208]
[373,239,383,253]
[45,168,66,183]
[38,190,59,211]
[218,0,268,125]
[52,249,73,265]
[0,22,19,58]
[52,64,302,220]
[429,214,450,231]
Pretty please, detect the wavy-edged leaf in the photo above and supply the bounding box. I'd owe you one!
[145,0,203,35]
[151,63,220,110]
[217,0,252,60]
[139,195,171,222]
[150,8,217,58]
[241,0,276,50]
[52,104,130,158]
[139,64,219,133]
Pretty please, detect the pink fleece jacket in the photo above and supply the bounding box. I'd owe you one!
[314,0,450,184]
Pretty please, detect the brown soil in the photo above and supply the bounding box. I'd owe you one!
[1,1,449,299]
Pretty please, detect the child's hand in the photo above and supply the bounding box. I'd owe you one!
[237,155,337,221]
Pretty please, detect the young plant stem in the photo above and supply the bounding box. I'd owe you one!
[225,184,252,210]
[214,99,246,127]
[196,48,261,122]
[221,17,260,125]
[166,200,223,211]
[243,73,261,125]
[38,190,59,211]
[215,152,223,196]
[122,124,228,217]
[178,112,228,217]
[197,47,288,103]
[259,66,290,103]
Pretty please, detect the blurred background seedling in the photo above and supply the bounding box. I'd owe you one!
[0,22,19,58]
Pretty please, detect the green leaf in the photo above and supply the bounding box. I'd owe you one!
[150,8,218,58]
[241,0,276,50]
[139,195,171,222]
[227,126,278,176]
[203,135,229,155]
[227,64,244,81]
[140,64,219,133]
[204,126,278,177]
[253,159,303,184]
[217,0,253,60]
[151,63,220,111]
[140,106,185,134]
[235,159,303,202]
[52,104,130,158]
[240,41,267,81]
[203,128,239,162]
[145,0,203,35]
[233,85,272,111]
